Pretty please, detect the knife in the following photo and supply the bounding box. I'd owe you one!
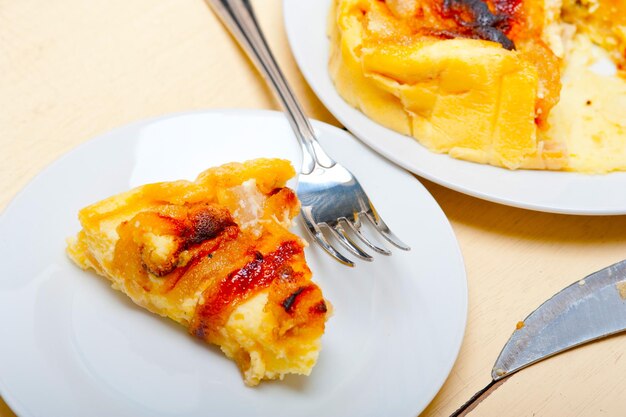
[451,258,626,416]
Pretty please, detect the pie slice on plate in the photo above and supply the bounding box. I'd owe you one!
[67,158,329,386]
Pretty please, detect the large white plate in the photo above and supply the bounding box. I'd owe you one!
[283,0,626,215]
[0,110,466,417]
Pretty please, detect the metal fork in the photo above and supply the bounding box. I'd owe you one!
[206,0,410,266]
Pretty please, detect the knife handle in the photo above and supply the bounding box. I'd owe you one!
[449,378,508,417]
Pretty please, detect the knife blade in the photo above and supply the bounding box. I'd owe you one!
[452,259,626,416]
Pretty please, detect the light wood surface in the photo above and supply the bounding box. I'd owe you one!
[2,1,626,416]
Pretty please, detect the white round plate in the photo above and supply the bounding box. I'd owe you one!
[0,110,466,417]
[283,0,626,215]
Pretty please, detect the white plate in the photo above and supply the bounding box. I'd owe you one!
[283,0,626,215]
[0,110,467,417]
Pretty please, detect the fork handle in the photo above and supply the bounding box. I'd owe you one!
[206,0,335,174]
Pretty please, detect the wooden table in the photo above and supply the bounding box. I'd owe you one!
[2,1,626,415]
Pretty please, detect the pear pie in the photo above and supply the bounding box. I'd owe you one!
[329,0,626,173]
[67,158,329,386]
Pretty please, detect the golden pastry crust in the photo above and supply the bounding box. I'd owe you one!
[67,158,329,386]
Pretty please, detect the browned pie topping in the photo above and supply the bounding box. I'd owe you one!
[440,0,519,49]
[191,240,303,339]
[113,203,238,280]
[281,285,319,313]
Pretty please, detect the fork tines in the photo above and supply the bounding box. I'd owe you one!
[301,206,410,267]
